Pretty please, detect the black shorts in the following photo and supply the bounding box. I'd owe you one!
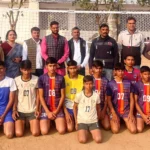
[17,112,36,121]
[78,122,100,131]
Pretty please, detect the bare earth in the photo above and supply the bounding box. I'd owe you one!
[0,124,150,150]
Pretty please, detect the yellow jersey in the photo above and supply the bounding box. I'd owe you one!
[64,74,84,109]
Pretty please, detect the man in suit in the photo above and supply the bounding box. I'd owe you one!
[68,27,89,76]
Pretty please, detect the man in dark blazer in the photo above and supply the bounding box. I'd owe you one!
[68,27,89,76]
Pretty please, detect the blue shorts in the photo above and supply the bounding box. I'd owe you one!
[67,108,74,116]
[136,112,142,118]
[0,107,14,123]
[40,108,64,120]
[109,110,129,120]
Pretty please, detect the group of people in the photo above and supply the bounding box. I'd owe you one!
[0,16,149,144]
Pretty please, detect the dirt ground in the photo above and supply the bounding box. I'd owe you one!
[0,124,150,150]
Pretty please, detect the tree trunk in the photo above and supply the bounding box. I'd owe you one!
[10,24,16,30]
[107,14,118,40]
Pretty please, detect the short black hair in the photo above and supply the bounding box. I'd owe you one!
[114,63,125,71]
[46,57,57,65]
[20,60,32,69]
[83,75,93,83]
[31,27,40,33]
[67,60,77,66]
[126,16,136,23]
[0,61,5,67]
[124,55,135,60]
[99,23,109,29]
[140,66,150,73]
[6,30,17,40]
[72,26,80,32]
[50,21,59,27]
[92,60,103,68]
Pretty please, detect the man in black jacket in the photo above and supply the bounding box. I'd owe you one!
[68,27,89,75]
[89,24,119,80]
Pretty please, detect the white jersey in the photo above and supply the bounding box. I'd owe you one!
[15,75,38,113]
[74,91,100,124]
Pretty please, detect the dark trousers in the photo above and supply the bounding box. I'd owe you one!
[78,67,85,76]
[33,69,43,77]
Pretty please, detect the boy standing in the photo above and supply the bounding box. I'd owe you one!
[38,57,66,135]
[0,61,16,138]
[64,60,84,132]
[92,60,110,130]
[12,60,40,137]
[107,63,136,134]
[134,66,150,132]
[123,55,140,84]
[74,75,102,143]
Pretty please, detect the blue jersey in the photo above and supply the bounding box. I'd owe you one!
[93,76,108,108]
[134,81,150,115]
[106,79,134,115]
[0,76,16,108]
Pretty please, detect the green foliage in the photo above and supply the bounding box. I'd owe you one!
[6,0,27,30]
[73,0,124,11]
[137,0,150,6]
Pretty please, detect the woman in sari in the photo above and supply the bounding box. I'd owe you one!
[1,30,23,78]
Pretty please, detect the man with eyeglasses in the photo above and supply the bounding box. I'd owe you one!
[118,16,144,69]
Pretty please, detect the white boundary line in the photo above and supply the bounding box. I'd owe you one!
[0,8,150,14]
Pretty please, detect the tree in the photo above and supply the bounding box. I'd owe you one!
[73,0,124,24]
[6,0,27,30]
[137,0,150,6]
[73,0,124,40]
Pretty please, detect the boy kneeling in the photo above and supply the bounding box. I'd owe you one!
[12,60,40,137]
[0,61,16,138]
[107,63,136,134]
[64,60,84,132]
[134,66,150,132]
[73,75,102,143]
[38,57,66,135]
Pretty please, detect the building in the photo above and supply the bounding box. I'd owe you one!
[0,0,149,43]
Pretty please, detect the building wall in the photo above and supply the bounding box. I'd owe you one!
[0,1,150,43]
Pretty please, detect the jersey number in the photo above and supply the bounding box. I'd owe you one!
[24,90,29,96]
[117,93,124,100]
[95,90,100,95]
[143,95,150,102]
[85,106,90,112]
[70,88,77,94]
[49,90,55,96]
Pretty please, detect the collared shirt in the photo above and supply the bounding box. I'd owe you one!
[73,39,89,67]
[41,36,69,64]
[22,38,43,69]
[118,30,144,53]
